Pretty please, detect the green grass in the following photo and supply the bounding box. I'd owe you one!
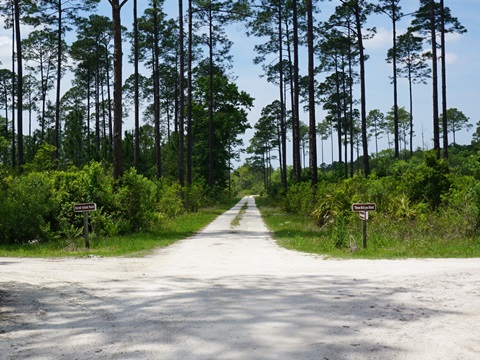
[0,200,238,258]
[256,197,480,259]
[230,201,248,228]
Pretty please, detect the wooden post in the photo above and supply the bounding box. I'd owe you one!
[362,218,367,249]
[73,203,96,250]
[352,204,375,250]
[83,212,90,250]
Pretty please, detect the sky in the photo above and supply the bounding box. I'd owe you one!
[1,0,479,168]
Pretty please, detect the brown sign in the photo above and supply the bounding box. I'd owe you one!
[352,203,376,212]
[73,203,97,212]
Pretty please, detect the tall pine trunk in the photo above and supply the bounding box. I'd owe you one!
[187,0,193,185]
[334,62,342,167]
[408,66,414,157]
[353,3,370,176]
[307,0,317,186]
[54,0,62,161]
[110,0,128,180]
[392,5,399,159]
[95,59,101,153]
[10,2,15,166]
[14,0,23,167]
[278,1,287,192]
[440,0,448,159]
[430,0,440,158]
[178,0,185,187]
[208,6,214,188]
[348,46,354,177]
[292,0,301,182]
[133,0,140,168]
[153,0,161,179]
[105,46,113,155]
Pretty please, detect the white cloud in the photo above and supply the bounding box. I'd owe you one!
[364,27,392,51]
[421,50,459,65]
[0,35,11,66]
[446,52,458,64]
[0,19,36,69]
[446,32,462,43]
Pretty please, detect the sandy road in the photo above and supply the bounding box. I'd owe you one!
[1,196,480,359]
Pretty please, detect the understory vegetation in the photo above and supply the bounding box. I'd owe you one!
[247,146,480,258]
[3,144,480,259]
[0,159,237,256]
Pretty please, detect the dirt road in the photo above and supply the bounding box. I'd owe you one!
[1,196,480,359]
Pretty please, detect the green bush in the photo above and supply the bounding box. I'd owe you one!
[257,146,480,253]
[0,172,56,243]
[183,183,205,212]
[0,162,220,244]
[116,168,158,231]
[311,176,369,228]
[284,182,316,214]
[52,162,116,237]
[90,208,132,237]
[441,174,480,237]
[157,181,185,218]
[390,152,451,210]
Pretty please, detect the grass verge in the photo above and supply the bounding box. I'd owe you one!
[230,201,249,228]
[256,197,480,259]
[0,199,239,258]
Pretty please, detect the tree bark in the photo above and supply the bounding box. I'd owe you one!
[408,65,414,157]
[430,0,440,158]
[105,46,113,153]
[352,2,370,176]
[292,0,301,182]
[348,42,354,177]
[95,59,100,153]
[187,0,193,185]
[11,2,15,167]
[54,0,62,161]
[208,6,214,188]
[133,0,140,168]
[278,1,287,192]
[307,0,317,186]
[178,0,185,187]
[392,6,399,159]
[153,0,161,179]
[14,0,23,167]
[440,0,448,159]
[109,0,128,180]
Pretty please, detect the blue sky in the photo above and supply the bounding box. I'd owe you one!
[3,0,478,167]
[161,0,480,165]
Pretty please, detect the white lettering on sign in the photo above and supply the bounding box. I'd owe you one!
[73,203,97,212]
[352,203,376,212]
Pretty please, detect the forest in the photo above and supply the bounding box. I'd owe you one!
[1,0,479,254]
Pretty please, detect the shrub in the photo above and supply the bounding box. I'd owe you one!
[0,172,55,243]
[157,181,185,218]
[90,208,132,237]
[22,142,57,172]
[441,174,480,237]
[284,182,316,214]
[116,168,158,231]
[52,162,116,237]
[392,152,451,210]
[0,162,226,245]
[183,183,205,212]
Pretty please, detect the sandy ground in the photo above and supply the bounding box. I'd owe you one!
[1,196,480,360]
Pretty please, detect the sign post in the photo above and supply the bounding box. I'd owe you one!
[73,203,97,250]
[351,203,376,249]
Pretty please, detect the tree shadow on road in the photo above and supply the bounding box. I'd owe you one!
[0,272,460,360]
